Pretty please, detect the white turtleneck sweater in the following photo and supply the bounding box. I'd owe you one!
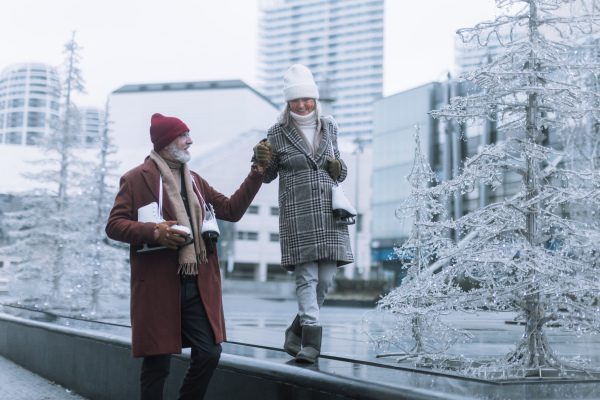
[291,110,318,152]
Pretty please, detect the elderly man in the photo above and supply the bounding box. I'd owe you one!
[106,113,271,400]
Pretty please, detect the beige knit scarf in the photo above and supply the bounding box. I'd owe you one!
[150,150,208,274]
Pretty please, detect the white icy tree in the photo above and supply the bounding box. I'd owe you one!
[558,31,600,224]
[364,128,472,361]
[2,32,87,306]
[420,0,600,378]
[70,98,129,315]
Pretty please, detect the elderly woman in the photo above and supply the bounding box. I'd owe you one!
[261,64,353,363]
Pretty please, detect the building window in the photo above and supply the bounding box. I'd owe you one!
[29,98,46,107]
[267,263,290,281]
[247,205,259,214]
[9,98,24,108]
[270,207,279,216]
[27,112,45,127]
[269,233,280,242]
[229,262,257,280]
[7,112,23,128]
[237,231,259,241]
[6,131,22,145]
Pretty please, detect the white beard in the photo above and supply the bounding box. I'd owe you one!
[167,142,191,163]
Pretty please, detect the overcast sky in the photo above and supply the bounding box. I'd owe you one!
[1,0,496,108]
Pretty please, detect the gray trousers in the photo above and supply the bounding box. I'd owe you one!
[293,260,338,326]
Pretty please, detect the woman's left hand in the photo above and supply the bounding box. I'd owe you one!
[327,158,341,181]
[252,139,273,173]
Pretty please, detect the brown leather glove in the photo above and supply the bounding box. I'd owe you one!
[252,139,273,173]
[154,221,187,250]
[327,157,341,181]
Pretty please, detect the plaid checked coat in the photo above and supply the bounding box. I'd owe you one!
[263,117,354,271]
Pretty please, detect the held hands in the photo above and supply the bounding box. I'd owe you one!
[252,139,273,173]
[154,221,188,250]
[327,157,341,181]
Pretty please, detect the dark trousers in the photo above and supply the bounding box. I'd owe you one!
[140,277,222,400]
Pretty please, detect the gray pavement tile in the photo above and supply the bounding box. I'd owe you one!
[0,356,86,400]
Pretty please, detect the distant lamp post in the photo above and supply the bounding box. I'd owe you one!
[216,221,235,277]
[353,136,364,278]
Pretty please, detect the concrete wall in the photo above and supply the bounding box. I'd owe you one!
[0,312,462,400]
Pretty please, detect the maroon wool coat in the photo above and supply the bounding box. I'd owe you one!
[106,156,262,357]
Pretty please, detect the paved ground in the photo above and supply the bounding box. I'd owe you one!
[0,355,86,400]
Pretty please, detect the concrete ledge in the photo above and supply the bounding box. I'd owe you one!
[212,352,464,400]
[0,312,465,400]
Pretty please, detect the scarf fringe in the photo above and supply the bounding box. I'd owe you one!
[198,251,208,265]
[178,263,198,275]
[177,249,208,275]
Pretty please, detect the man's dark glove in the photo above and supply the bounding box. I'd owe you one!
[154,221,187,250]
[327,157,341,181]
[252,139,273,173]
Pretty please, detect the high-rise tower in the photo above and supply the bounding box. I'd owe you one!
[0,63,60,146]
[258,0,384,138]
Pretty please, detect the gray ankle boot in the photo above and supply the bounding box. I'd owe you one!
[284,314,302,357]
[295,325,322,363]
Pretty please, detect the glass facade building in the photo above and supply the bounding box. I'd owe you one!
[78,107,104,148]
[258,0,384,138]
[371,78,566,283]
[0,63,103,149]
[371,83,439,282]
[0,63,60,146]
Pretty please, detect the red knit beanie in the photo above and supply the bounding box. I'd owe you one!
[149,113,189,151]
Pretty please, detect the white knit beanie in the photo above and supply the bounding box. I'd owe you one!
[283,64,319,102]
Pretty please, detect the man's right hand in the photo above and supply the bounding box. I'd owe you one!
[154,221,188,250]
